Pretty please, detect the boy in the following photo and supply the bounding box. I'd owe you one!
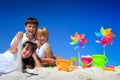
[10,17,39,46]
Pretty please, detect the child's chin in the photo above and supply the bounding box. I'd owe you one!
[40,42,44,45]
[28,32,34,35]
[22,56,29,59]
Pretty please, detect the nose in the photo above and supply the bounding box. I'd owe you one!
[41,36,44,39]
[30,27,34,30]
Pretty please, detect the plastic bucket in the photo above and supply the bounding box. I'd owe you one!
[81,56,92,68]
[56,59,71,71]
[92,54,108,67]
[70,57,77,66]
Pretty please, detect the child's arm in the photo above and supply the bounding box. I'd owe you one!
[9,32,23,54]
[32,54,41,68]
[45,43,53,58]
[40,57,56,66]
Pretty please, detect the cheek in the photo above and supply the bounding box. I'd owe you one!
[25,26,29,31]
[33,28,36,31]
[28,52,33,57]
[22,52,32,58]
[26,52,31,57]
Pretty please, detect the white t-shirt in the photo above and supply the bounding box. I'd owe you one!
[0,51,17,73]
[35,43,46,58]
[10,32,35,46]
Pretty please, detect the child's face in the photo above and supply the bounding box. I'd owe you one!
[25,24,37,36]
[36,35,47,45]
[22,46,33,58]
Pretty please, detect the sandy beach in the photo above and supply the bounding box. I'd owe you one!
[0,66,120,80]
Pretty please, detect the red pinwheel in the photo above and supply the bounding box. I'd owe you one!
[95,27,115,55]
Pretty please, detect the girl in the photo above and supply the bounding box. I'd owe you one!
[0,32,41,74]
[35,27,56,67]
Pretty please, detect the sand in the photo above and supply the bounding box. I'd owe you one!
[0,66,120,80]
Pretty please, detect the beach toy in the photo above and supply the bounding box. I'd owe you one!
[103,67,115,71]
[70,32,87,49]
[47,66,53,69]
[103,65,115,71]
[70,32,87,66]
[103,66,115,71]
[92,54,108,67]
[116,66,120,69]
[58,56,62,59]
[81,55,92,68]
[108,65,115,68]
[56,58,71,72]
[95,26,115,55]
[70,57,77,66]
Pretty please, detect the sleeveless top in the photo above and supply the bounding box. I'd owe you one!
[35,43,46,58]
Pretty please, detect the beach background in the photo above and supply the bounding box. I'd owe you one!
[0,67,120,80]
[0,0,120,67]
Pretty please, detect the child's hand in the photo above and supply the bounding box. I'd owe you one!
[34,40,41,48]
[48,58,56,66]
[32,53,41,67]
[16,32,23,40]
[32,53,38,60]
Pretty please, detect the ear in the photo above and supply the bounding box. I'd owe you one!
[45,37,48,41]
[24,24,26,27]
[24,25,27,30]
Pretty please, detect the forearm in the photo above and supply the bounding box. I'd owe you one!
[9,32,23,54]
[9,39,21,53]
[40,58,56,66]
[40,57,50,62]
[32,54,41,68]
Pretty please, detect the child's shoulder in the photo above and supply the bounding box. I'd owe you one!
[44,43,51,48]
[44,43,50,46]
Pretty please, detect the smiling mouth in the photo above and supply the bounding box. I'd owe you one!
[29,31,34,33]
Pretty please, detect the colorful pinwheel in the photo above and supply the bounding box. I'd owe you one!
[70,32,87,49]
[70,32,87,66]
[95,27,115,47]
[95,26,115,55]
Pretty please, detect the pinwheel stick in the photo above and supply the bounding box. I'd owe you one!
[103,46,106,55]
[78,46,81,66]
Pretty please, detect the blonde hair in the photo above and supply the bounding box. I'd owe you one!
[35,27,49,41]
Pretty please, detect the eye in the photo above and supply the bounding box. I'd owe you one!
[36,38,38,40]
[32,26,35,28]
[28,25,31,28]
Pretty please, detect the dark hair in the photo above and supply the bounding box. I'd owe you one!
[25,17,39,27]
[22,56,35,69]
[22,41,39,69]
[22,41,37,53]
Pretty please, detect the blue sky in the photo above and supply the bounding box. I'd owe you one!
[0,0,120,66]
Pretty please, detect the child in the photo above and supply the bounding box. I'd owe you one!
[35,27,56,67]
[10,17,38,46]
[0,32,41,74]
[22,41,41,69]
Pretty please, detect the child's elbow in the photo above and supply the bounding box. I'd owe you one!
[9,48,18,54]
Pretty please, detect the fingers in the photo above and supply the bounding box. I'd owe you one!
[16,32,23,40]
[34,40,41,48]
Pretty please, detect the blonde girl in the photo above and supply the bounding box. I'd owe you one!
[35,27,56,67]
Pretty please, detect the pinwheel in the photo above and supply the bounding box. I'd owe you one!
[70,32,87,66]
[70,32,87,49]
[95,27,115,55]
